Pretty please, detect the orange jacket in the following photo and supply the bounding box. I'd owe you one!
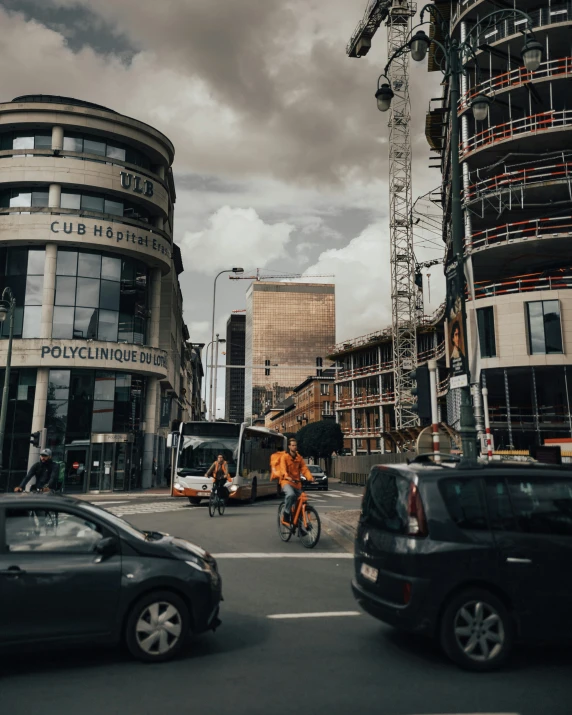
[272,450,313,489]
[206,460,230,481]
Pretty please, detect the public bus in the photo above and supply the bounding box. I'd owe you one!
[172,421,286,504]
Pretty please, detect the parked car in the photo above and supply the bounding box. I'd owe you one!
[0,494,222,663]
[351,458,572,671]
[302,465,328,491]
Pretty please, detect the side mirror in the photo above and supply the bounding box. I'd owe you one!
[95,536,119,559]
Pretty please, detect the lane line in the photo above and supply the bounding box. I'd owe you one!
[213,552,353,559]
[332,490,361,498]
[322,493,342,498]
[95,500,130,505]
[268,611,360,619]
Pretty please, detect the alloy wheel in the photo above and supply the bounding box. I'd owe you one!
[453,600,505,662]
[135,601,183,656]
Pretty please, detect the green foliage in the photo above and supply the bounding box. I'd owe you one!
[296,420,343,460]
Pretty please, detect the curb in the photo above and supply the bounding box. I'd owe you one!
[321,513,357,553]
[74,491,172,501]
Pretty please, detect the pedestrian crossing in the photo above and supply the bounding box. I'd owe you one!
[307,489,361,501]
[104,501,190,517]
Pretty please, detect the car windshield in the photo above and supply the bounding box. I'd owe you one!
[308,466,322,473]
[178,435,238,476]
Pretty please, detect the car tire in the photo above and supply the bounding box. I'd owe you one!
[125,590,190,663]
[439,588,513,672]
[188,497,202,506]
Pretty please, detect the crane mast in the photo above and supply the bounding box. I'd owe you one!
[347,0,418,432]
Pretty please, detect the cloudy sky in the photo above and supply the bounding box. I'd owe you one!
[0,0,444,416]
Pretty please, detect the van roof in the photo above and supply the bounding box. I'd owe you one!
[370,459,572,481]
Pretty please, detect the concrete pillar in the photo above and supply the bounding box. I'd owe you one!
[28,368,50,469]
[40,243,57,340]
[48,184,61,209]
[154,215,164,230]
[142,377,158,488]
[148,268,161,348]
[52,125,64,152]
[155,164,166,180]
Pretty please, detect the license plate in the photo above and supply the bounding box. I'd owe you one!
[360,563,378,583]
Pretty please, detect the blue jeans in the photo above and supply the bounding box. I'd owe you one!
[282,484,302,515]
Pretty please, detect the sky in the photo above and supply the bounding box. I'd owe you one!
[0,0,444,417]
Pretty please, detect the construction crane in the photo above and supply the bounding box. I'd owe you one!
[347,0,418,432]
[229,268,334,281]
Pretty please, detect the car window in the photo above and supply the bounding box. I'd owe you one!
[6,508,105,553]
[308,466,322,473]
[507,478,572,536]
[361,469,409,534]
[485,479,516,531]
[439,478,488,530]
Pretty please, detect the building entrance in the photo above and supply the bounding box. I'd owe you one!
[63,434,134,493]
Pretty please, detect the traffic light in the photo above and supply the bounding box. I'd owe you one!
[408,364,431,422]
[30,431,41,448]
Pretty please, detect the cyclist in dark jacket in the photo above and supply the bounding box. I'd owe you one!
[14,449,59,492]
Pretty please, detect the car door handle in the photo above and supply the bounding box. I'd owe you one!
[0,566,26,576]
[506,557,532,564]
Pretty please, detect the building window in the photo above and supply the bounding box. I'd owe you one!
[316,356,323,377]
[0,247,45,340]
[477,306,496,358]
[526,300,563,355]
[320,383,330,396]
[61,190,152,223]
[52,249,149,345]
[62,132,152,170]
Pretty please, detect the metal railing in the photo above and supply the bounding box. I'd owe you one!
[452,0,572,35]
[335,392,395,410]
[465,154,572,203]
[463,109,572,157]
[471,215,572,250]
[470,269,572,299]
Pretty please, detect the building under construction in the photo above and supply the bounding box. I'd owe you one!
[425,0,572,449]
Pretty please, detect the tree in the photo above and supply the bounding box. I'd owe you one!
[296,420,343,475]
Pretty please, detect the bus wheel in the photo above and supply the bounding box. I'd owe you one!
[249,479,257,504]
[188,497,202,506]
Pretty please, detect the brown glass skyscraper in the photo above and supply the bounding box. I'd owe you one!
[245,282,335,420]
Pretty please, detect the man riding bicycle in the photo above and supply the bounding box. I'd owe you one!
[205,454,231,503]
[14,448,59,493]
[272,438,313,523]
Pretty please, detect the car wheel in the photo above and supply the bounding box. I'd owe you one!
[439,588,513,671]
[125,591,189,663]
[188,497,202,506]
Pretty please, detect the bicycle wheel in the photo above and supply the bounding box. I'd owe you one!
[277,502,292,542]
[208,493,217,517]
[218,493,226,516]
[299,505,321,549]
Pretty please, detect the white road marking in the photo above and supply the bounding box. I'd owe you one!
[332,490,361,498]
[268,611,360,619]
[213,552,353,559]
[95,500,130,505]
[108,501,190,516]
[321,492,342,498]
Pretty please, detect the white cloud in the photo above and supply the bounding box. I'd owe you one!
[178,206,295,274]
[301,222,391,342]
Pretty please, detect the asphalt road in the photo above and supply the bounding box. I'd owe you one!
[2,483,572,715]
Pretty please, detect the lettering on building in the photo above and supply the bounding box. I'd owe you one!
[50,221,170,259]
[40,345,167,369]
[120,171,154,197]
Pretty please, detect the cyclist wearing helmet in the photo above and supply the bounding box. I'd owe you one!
[14,449,59,492]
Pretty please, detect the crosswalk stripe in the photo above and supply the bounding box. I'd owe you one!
[322,492,342,498]
[332,490,361,498]
[107,501,190,516]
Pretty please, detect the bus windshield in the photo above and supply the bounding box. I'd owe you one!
[177,423,241,477]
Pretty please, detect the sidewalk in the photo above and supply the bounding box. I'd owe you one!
[321,509,359,552]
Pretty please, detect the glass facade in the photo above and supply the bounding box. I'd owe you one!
[52,249,149,344]
[63,132,151,170]
[526,300,563,355]
[225,314,246,423]
[0,247,45,339]
[0,368,37,491]
[45,368,145,461]
[477,306,497,358]
[245,283,335,419]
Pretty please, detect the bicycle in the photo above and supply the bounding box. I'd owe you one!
[208,482,226,517]
[277,490,321,548]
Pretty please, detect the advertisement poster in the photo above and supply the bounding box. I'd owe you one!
[446,261,468,388]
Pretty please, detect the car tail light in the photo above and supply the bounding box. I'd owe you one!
[403,581,412,605]
[406,483,428,537]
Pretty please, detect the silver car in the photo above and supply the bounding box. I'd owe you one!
[302,465,328,491]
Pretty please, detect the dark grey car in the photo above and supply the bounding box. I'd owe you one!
[352,459,572,671]
[0,494,222,662]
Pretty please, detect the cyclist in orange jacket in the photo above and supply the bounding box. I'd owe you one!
[272,438,313,523]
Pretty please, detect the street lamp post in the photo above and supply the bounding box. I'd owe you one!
[377,5,541,458]
[212,334,226,422]
[0,287,16,477]
[209,267,244,421]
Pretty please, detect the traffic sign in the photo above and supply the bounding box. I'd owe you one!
[72,461,80,470]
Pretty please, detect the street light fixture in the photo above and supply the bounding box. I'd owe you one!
[0,286,16,478]
[213,335,226,423]
[378,4,539,458]
[209,267,244,421]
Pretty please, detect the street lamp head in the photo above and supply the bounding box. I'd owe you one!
[521,39,543,72]
[0,304,7,323]
[232,267,244,273]
[218,338,226,344]
[409,30,431,62]
[375,83,394,112]
[471,93,491,122]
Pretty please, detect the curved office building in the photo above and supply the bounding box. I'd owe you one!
[0,95,191,492]
[427,2,572,448]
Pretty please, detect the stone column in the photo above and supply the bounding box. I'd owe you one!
[141,268,162,487]
[40,243,57,340]
[28,368,50,469]
[52,126,64,152]
[48,184,61,209]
